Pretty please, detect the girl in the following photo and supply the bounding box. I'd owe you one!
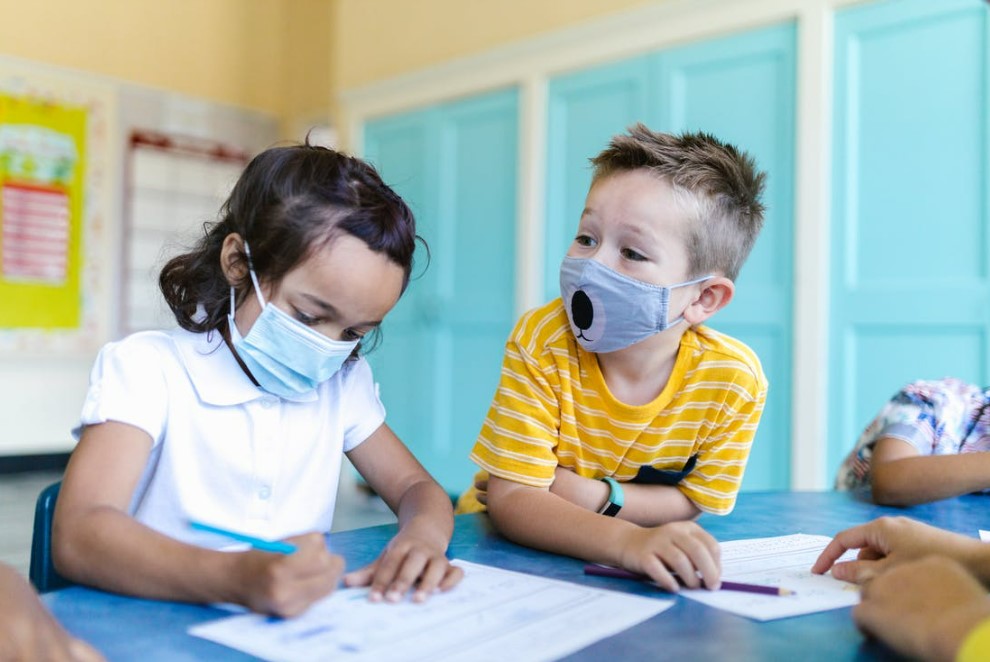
[53,144,462,617]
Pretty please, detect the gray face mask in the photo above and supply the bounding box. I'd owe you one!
[559,256,712,353]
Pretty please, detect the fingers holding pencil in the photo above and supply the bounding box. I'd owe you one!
[616,521,722,592]
[192,522,344,618]
[237,533,344,617]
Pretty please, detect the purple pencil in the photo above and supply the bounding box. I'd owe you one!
[583,563,795,596]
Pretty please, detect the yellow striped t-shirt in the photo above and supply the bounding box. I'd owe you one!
[462,298,767,516]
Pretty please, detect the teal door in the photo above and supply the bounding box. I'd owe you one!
[545,24,797,490]
[656,25,797,492]
[545,57,651,296]
[829,0,990,479]
[364,89,519,493]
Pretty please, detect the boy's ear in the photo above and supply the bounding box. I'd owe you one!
[683,276,734,326]
[220,233,248,285]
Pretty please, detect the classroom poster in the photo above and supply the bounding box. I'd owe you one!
[0,93,86,328]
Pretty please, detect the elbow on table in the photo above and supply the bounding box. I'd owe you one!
[484,491,513,531]
[484,483,536,540]
[869,472,921,507]
[50,511,93,583]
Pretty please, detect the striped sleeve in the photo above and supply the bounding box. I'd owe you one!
[468,313,561,488]
[679,358,768,515]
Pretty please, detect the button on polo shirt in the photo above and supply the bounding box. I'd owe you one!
[75,327,386,548]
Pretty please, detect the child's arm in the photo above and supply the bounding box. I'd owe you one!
[472,469,699,524]
[486,475,721,591]
[54,421,343,616]
[546,467,700,524]
[870,437,990,506]
[343,423,463,602]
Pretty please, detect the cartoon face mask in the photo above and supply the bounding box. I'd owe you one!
[559,256,711,353]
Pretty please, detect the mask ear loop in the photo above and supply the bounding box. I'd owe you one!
[664,274,715,328]
[241,241,267,308]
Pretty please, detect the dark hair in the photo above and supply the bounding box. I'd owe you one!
[159,143,421,349]
[591,123,766,281]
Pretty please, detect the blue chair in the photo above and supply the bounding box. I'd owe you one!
[30,480,73,592]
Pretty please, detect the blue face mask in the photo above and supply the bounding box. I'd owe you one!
[559,256,712,353]
[228,245,359,398]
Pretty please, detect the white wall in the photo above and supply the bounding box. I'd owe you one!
[0,58,278,456]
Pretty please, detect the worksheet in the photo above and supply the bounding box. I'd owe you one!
[680,533,860,621]
[189,560,673,661]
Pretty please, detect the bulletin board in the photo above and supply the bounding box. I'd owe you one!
[0,93,86,327]
[0,59,114,354]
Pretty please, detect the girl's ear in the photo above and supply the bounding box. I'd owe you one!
[683,276,734,326]
[220,233,247,286]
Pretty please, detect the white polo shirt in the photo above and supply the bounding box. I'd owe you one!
[74,327,385,548]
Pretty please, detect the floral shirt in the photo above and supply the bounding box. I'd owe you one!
[836,378,990,491]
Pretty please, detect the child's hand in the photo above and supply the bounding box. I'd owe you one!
[853,556,990,661]
[473,474,490,506]
[617,521,721,592]
[811,516,983,584]
[343,528,463,603]
[234,533,343,617]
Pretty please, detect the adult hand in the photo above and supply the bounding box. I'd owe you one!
[853,556,990,661]
[811,516,981,584]
[0,564,104,661]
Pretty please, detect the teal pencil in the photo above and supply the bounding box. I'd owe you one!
[188,520,298,554]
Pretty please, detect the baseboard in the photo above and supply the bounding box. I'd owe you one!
[0,452,70,475]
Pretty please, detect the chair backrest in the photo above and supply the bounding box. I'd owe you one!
[29,480,73,592]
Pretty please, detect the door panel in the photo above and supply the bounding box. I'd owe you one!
[364,89,519,493]
[830,0,990,477]
[655,24,797,490]
[545,58,651,297]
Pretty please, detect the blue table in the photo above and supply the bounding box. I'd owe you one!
[43,490,990,661]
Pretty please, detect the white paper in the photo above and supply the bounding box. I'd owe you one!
[680,533,860,621]
[189,559,673,662]
[979,529,990,542]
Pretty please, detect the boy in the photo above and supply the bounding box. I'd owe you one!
[457,124,768,591]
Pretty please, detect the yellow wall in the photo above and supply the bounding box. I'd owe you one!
[0,0,654,131]
[285,0,336,133]
[0,0,334,133]
[330,0,654,92]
